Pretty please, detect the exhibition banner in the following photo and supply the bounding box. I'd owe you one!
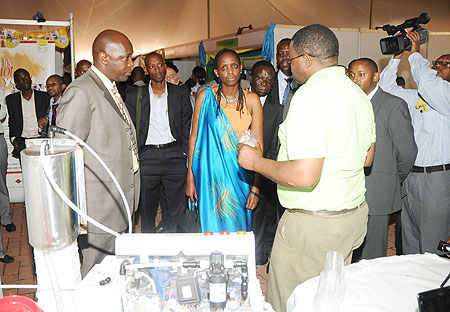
[0,41,55,202]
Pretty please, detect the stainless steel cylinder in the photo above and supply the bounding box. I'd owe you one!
[21,139,86,250]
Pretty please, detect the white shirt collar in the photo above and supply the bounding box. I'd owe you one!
[91,65,115,90]
[367,85,379,100]
[278,70,289,81]
[260,95,267,107]
[149,81,168,97]
[134,80,146,87]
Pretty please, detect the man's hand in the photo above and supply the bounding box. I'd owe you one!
[393,51,404,60]
[38,117,48,128]
[237,141,263,172]
[406,31,421,54]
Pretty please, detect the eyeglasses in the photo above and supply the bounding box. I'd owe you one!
[287,54,305,64]
[432,60,450,68]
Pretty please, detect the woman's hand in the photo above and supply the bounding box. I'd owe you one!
[245,187,260,210]
[186,172,197,202]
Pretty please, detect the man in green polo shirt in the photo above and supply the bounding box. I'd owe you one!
[238,24,376,312]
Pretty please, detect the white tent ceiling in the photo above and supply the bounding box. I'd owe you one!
[1,0,449,62]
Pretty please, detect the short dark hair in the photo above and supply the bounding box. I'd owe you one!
[131,66,145,79]
[192,66,206,85]
[291,24,339,62]
[348,57,379,73]
[144,52,164,64]
[13,68,30,82]
[251,60,275,75]
[396,76,406,86]
[46,74,64,84]
[277,38,291,50]
[166,62,179,73]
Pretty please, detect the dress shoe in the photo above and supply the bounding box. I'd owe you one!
[4,223,16,232]
[0,255,14,263]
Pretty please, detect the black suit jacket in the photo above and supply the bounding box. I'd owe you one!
[6,90,49,140]
[125,83,192,155]
[263,88,284,161]
[266,73,300,159]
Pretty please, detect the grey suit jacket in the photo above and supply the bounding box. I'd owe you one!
[56,68,140,233]
[365,87,417,216]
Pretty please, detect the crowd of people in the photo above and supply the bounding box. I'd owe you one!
[0,23,449,311]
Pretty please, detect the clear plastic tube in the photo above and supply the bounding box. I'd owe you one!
[43,251,65,312]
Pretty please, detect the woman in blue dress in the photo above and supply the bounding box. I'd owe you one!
[186,49,263,233]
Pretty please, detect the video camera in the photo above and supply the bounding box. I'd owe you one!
[438,240,450,256]
[376,13,430,55]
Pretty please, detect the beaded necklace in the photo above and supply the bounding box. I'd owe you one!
[221,91,239,104]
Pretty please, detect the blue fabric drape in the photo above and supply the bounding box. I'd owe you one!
[262,23,276,63]
[191,87,253,232]
[199,41,207,67]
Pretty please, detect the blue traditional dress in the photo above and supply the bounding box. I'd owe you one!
[191,87,253,232]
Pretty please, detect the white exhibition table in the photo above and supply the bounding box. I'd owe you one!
[287,253,450,312]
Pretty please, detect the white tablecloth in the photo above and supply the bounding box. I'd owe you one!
[287,253,450,312]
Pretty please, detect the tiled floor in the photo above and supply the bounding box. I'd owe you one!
[0,202,37,299]
[0,203,398,304]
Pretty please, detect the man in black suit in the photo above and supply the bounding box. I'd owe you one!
[6,68,49,159]
[126,53,192,233]
[258,39,298,264]
[348,58,417,260]
[250,61,282,265]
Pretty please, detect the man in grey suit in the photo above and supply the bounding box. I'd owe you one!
[348,58,417,260]
[57,30,140,276]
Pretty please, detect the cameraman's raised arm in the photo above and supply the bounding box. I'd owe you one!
[379,55,418,111]
[407,31,450,116]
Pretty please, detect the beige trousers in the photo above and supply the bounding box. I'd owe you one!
[268,201,368,312]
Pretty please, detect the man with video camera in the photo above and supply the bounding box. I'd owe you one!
[379,30,450,256]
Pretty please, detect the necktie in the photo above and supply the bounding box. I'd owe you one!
[111,84,140,172]
[51,104,58,126]
[282,77,293,106]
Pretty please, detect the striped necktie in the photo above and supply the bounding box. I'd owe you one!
[111,84,139,172]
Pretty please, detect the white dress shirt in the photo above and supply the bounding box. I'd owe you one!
[277,70,290,105]
[260,95,267,107]
[367,85,379,101]
[146,82,176,145]
[21,91,40,138]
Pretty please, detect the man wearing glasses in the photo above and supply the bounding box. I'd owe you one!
[238,24,375,312]
[378,31,450,256]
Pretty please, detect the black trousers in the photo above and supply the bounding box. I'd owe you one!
[252,177,285,262]
[139,144,187,233]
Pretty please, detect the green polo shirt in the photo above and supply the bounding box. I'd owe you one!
[277,66,375,211]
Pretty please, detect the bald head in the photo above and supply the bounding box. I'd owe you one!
[92,29,134,82]
[75,59,92,77]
